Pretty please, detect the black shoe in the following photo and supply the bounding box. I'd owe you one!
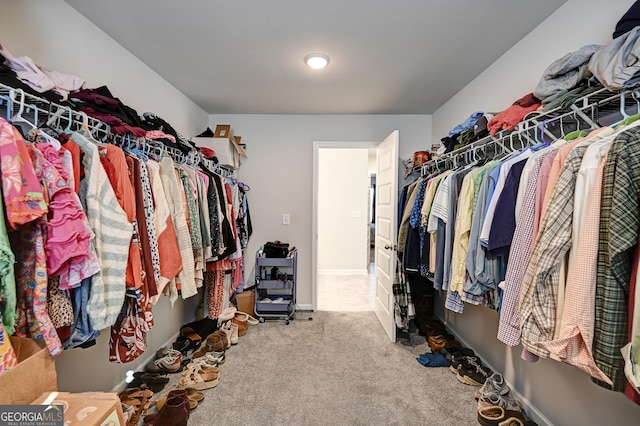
[447,353,479,374]
[456,359,492,386]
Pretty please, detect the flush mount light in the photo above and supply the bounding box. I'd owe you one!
[304,53,330,70]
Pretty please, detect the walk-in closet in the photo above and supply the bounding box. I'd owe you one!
[1,1,640,425]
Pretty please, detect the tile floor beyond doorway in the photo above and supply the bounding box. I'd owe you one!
[317,263,375,311]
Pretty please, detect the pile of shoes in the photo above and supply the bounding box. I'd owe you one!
[414,318,540,425]
[120,308,262,425]
[424,319,462,353]
[476,373,538,426]
[119,387,153,426]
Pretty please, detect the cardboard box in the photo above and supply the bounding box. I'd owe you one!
[214,124,232,138]
[32,392,125,426]
[211,125,247,158]
[193,136,246,169]
[0,336,57,404]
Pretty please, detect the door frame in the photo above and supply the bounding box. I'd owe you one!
[312,141,379,311]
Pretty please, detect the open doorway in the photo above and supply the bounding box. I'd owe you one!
[313,143,377,312]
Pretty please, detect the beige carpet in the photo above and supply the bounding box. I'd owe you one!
[150,311,480,426]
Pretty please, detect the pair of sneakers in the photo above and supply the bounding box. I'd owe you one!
[455,356,493,387]
[145,348,183,373]
[476,372,522,413]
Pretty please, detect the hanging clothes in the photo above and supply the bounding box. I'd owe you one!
[71,132,133,330]
[158,157,197,300]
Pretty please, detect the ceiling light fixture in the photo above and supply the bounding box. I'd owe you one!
[304,53,330,70]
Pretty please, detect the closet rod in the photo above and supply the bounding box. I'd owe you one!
[421,88,624,177]
[0,82,239,180]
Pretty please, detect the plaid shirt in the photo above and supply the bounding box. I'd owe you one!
[497,153,551,346]
[520,143,591,358]
[594,127,640,392]
[539,155,612,384]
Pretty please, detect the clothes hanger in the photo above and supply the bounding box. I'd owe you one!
[10,89,62,150]
[64,107,74,134]
[0,92,13,121]
[9,88,37,131]
[617,90,640,127]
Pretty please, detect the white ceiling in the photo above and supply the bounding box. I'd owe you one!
[64,0,567,115]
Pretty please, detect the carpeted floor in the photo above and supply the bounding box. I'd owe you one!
[148,311,480,426]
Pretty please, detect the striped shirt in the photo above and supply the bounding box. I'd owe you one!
[71,132,133,330]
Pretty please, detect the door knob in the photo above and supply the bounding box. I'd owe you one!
[384,244,396,251]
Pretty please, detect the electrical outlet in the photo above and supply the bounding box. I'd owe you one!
[282,213,290,225]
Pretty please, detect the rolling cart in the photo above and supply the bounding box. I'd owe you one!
[254,249,297,324]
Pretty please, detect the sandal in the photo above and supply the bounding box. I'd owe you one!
[183,363,220,377]
[235,311,260,325]
[119,388,153,426]
[172,327,204,353]
[178,369,219,390]
[182,387,205,403]
[131,372,170,392]
[193,333,227,357]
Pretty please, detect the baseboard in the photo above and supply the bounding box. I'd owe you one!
[318,269,368,275]
[435,314,554,426]
[296,303,313,311]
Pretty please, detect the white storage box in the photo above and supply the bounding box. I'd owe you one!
[193,136,246,169]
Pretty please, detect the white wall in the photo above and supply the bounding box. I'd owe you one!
[318,148,369,274]
[431,1,640,425]
[209,114,432,308]
[0,0,209,392]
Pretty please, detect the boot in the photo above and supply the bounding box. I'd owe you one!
[223,321,239,345]
[143,392,189,425]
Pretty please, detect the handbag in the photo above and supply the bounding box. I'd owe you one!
[264,241,289,258]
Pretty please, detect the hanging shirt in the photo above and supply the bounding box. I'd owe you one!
[497,150,554,347]
[519,139,595,359]
[464,162,499,296]
[145,160,182,304]
[159,157,197,300]
[450,167,482,294]
[0,193,16,335]
[538,154,612,384]
[480,149,533,245]
[71,132,132,330]
[99,145,143,290]
[487,158,528,253]
[595,126,640,392]
[0,118,47,230]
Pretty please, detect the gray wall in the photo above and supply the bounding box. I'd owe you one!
[207,114,432,309]
[431,1,640,425]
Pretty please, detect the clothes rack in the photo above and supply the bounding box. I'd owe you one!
[0,82,241,183]
[420,88,632,176]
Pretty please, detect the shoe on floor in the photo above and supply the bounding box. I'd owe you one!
[477,390,522,412]
[145,351,183,373]
[475,372,510,400]
[477,405,538,426]
[456,358,492,386]
[448,354,479,374]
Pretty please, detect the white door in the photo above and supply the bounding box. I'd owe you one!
[374,130,399,341]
